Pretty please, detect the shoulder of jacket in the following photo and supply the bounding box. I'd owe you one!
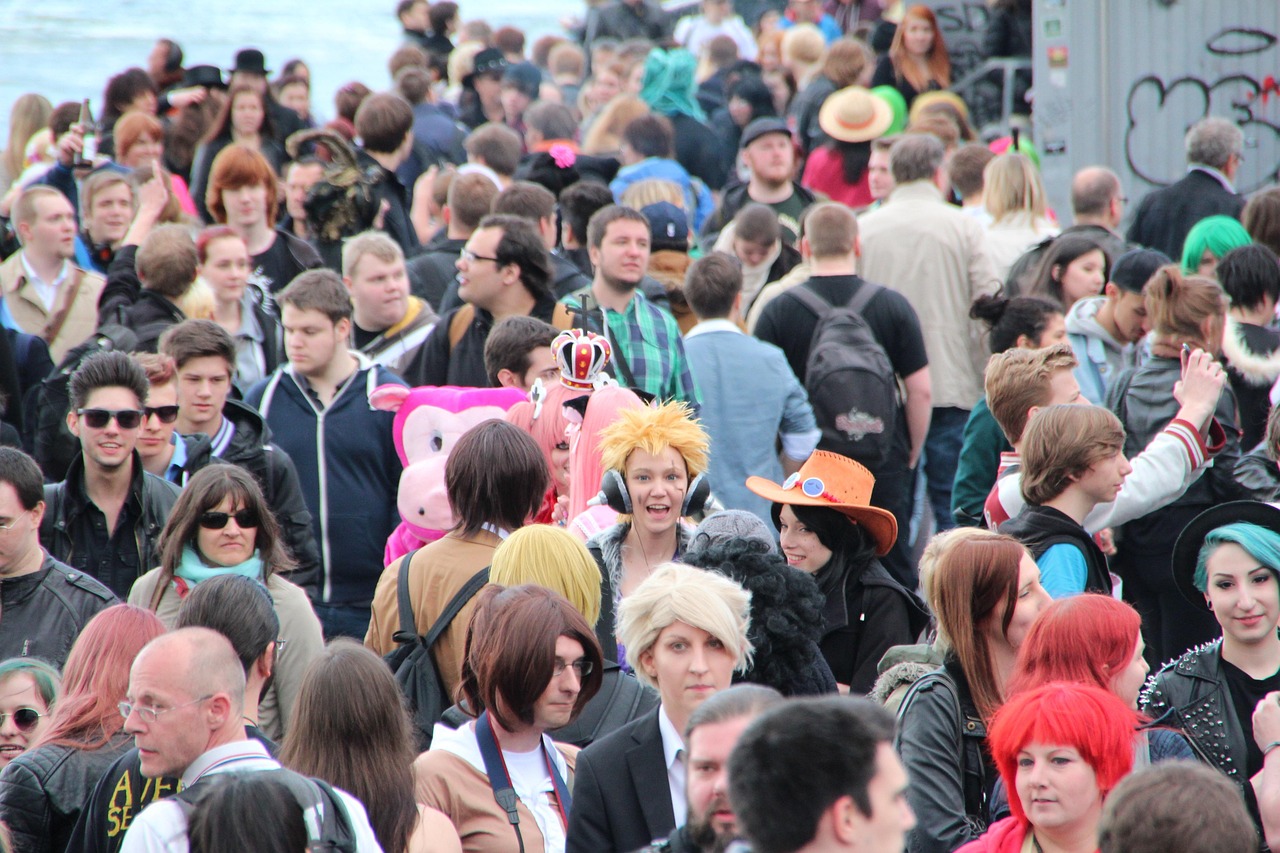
[51,563,116,603]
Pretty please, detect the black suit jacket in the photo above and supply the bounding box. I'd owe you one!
[567,707,676,853]
[1126,168,1245,260]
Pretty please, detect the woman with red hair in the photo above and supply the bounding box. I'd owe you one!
[189,84,285,223]
[113,112,197,217]
[0,605,165,853]
[871,5,952,108]
[958,682,1140,853]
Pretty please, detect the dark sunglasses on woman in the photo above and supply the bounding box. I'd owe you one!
[198,510,261,530]
[0,708,43,732]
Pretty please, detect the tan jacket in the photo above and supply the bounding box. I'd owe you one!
[857,181,1001,410]
[128,569,325,742]
[0,252,105,362]
[364,531,501,700]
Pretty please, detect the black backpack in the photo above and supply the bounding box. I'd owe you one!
[174,768,358,852]
[789,284,900,470]
[30,324,141,482]
[383,548,490,750]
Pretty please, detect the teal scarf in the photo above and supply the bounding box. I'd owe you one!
[175,545,264,586]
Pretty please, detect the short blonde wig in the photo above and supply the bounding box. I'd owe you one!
[617,562,753,689]
[491,525,602,627]
[620,178,685,212]
[598,401,710,478]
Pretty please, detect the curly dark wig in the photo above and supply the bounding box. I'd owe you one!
[684,537,836,696]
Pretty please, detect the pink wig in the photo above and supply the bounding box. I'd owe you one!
[505,381,590,494]
[567,385,644,519]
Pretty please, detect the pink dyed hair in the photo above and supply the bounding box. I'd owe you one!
[505,381,590,494]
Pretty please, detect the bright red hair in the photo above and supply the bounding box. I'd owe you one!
[114,111,165,167]
[196,224,245,264]
[888,5,951,92]
[989,682,1139,824]
[1008,594,1142,697]
[35,604,166,751]
[206,143,279,226]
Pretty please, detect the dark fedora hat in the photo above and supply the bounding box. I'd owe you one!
[1171,500,1280,608]
[230,48,270,76]
[182,64,226,90]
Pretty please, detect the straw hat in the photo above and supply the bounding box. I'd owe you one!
[1171,501,1280,608]
[818,86,894,144]
[746,451,898,555]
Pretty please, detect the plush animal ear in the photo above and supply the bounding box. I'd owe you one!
[370,384,412,412]
[563,395,590,420]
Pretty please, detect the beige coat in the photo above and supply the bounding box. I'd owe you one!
[857,180,1001,410]
[128,569,324,742]
[0,252,105,362]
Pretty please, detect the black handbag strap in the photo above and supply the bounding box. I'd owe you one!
[392,549,491,648]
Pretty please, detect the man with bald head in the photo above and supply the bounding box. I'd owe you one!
[1070,166,1128,258]
[119,628,381,851]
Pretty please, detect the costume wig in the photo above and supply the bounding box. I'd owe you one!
[598,401,710,479]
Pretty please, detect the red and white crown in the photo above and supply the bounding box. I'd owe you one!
[553,329,612,390]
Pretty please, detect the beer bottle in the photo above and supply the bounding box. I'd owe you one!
[76,99,97,167]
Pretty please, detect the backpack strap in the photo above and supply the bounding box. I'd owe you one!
[392,547,425,645]
[846,280,882,314]
[786,283,829,317]
[448,304,476,352]
[393,555,491,648]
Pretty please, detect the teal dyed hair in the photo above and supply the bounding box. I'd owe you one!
[1181,215,1252,274]
[0,658,61,711]
[1194,522,1280,592]
[639,48,705,122]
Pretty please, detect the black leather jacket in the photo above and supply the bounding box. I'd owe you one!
[0,554,117,668]
[1236,443,1280,502]
[1141,639,1249,787]
[0,733,134,853]
[39,452,181,598]
[894,659,993,853]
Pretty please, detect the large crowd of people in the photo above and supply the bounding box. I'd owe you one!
[0,1,1277,851]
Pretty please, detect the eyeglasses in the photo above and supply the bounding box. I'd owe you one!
[76,408,145,429]
[553,659,593,678]
[0,708,43,732]
[460,248,502,264]
[119,694,212,725]
[144,405,180,424]
[782,473,838,502]
[275,638,288,657]
[0,510,32,531]
[198,509,261,530]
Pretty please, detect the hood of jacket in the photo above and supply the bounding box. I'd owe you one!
[1222,316,1280,385]
[1064,296,1123,354]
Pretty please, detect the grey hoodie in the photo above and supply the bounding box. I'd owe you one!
[1065,296,1136,404]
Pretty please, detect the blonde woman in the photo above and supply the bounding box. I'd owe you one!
[983,153,1059,281]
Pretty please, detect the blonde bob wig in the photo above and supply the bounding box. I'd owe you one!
[491,525,603,627]
[617,562,754,690]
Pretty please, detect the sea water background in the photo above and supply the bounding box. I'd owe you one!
[0,0,581,141]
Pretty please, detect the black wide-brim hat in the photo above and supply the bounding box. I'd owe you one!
[1171,500,1280,608]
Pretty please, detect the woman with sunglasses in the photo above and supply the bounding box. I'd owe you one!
[0,605,164,853]
[746,451,929,695]
[0,660,59,773]
[127,465,323,740]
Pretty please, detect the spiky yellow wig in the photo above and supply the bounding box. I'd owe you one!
[598,401,710,477]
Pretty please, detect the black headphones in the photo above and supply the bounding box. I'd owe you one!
[597,468,711,517]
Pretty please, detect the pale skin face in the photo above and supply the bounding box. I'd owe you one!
[220,182,269,230]
[685,715,754,843]
[282,305,348,378]
[732,236,773,268]
[346,253,410,332]
[285,162,325,223]
[1069,448,1133,507]
[851,743,917,853]
[1108,631,1149,710]
[136,381,178,469]
[20,193,77,261]
[1054,249,1107,308]
[230,91,266,138]
[778,504,834,573]
[123,647,217,778]
[528,635,587,733]
[0,675,50,769]
[68,386,144,473]
[902,18,936,57]
[175,355,233,435]
[0,483,44,577]
[743,133,794,188]
[85,182,134,246]
[456,227,516,312]
[195,494,259,568]
[122,133,164,169]
[589,219,650,290]
[867,150,894,200]
[199,235,250,306]
[278,82,310,118]
[1203,542,1280,647]
[1015,744,1103,838]
[1106,287,1149,344]
[639,621,736,726]
[987,554,1052,654]
[1015,313,1067,349]
[624,446,688,538]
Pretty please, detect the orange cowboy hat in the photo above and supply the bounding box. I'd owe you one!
[746,451,898,555]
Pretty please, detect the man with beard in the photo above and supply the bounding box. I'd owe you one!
[700,118,815,248]
[640,684,783,853]
[565,205,699,407]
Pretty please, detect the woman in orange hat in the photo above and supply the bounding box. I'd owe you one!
[747,450,927,694]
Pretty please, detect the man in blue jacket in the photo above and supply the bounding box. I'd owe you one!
[246,269,405,639]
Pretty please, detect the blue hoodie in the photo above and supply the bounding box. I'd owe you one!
[609,157,714,233]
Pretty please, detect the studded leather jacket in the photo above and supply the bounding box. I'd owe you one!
[1141,639,1249,787]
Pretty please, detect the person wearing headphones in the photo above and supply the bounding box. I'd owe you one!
[584,402,712,666]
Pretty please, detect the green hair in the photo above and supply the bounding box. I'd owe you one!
[1180,215,1252,274]
[0,658,61,711]
[639,48,705,122]
[1194,522,1280,592]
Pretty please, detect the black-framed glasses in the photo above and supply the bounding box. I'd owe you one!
[198,509,261,530]
[460,248,502,264]
[553,659,593,678]
[0,708,43,732]
[76,408,144,429]
[144,405,180,424]
[119,694,213,725]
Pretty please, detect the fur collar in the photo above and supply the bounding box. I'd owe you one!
[1222,316,1280,385]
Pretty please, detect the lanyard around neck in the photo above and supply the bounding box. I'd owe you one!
[475,711,573,838]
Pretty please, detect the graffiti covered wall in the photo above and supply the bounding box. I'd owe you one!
[1034,1,1280,220]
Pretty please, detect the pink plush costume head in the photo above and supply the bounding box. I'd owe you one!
[371,384,528,564]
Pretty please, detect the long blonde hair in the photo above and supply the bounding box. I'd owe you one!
[4,94,53,183]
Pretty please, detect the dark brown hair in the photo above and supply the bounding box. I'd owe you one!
[446,420,549,537]
[152,466,295,610]
[1020,405,1125,505]
[278,269,354,323]
[159,319,236,371]
[459,584,604,731]
[280,639,418,853]
[494,181,556,223]
[447,172,502,231]
[483,316,558,386]
[354,92,413,154]
[685,251,743,319]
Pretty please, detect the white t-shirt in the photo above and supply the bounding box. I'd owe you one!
[673,15,759,61]
[503,747,568,852]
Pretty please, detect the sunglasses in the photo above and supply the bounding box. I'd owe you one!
[198,509,261,530]
[76,408,145,429]
[0,708,43,732]
[144,405,180,424]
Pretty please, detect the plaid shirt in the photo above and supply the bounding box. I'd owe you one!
[568,289,700,408]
